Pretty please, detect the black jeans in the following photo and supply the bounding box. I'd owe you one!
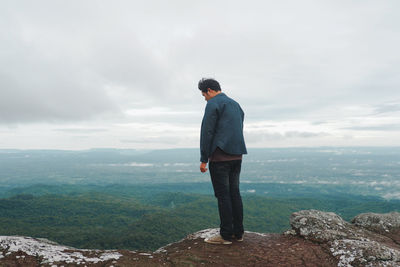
[209,160,244,241]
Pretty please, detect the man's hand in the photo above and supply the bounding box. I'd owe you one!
[200,162,208,173]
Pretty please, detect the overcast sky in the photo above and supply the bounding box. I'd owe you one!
[1,0,399,150]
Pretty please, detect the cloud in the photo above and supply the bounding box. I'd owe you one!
[0,30,119,123]
[285,131,330,138]
[54,128,109,133]
[245,130,330,143]
[1,1,399,122]
[120,137,182,145]
[1,1,400,148]
[342,125,400,132]
[371,101,400,115]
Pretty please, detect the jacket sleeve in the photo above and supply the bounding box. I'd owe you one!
[200,102,218,163]
[241,106,245,125]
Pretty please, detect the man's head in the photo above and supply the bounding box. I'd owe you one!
[198,78,222,101]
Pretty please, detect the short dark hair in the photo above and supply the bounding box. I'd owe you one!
[198,78,221,93]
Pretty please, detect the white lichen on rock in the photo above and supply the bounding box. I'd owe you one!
[290,209,354,242]
[352,212,400,234]
[0,236,122,265]
[186,228,220,240]
[330,239,400,267]
[291,210,400,267]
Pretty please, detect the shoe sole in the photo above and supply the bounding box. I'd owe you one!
[204,239,232,245]
[232,235,244,242]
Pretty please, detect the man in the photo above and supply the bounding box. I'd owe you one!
[198,78,247,245]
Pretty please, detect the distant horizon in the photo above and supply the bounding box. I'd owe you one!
[1,146,400,152]
[1,146,400,199]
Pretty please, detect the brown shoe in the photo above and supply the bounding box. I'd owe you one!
[204,235,232,245]
[232,234,244,242]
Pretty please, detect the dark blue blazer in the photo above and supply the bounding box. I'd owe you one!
[200,93,247,163]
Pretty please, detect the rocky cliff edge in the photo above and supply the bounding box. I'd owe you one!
[1,210,400,267]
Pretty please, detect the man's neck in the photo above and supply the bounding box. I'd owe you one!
[209,91,222,99]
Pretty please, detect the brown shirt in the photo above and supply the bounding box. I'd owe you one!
[209,147,243,162]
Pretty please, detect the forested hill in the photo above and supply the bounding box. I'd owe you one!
[2,210,400,266]
[0,184,399,251]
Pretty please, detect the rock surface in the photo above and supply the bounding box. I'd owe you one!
[1,210,400,266]
[290,210,400,267]
[352,212,400,245]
